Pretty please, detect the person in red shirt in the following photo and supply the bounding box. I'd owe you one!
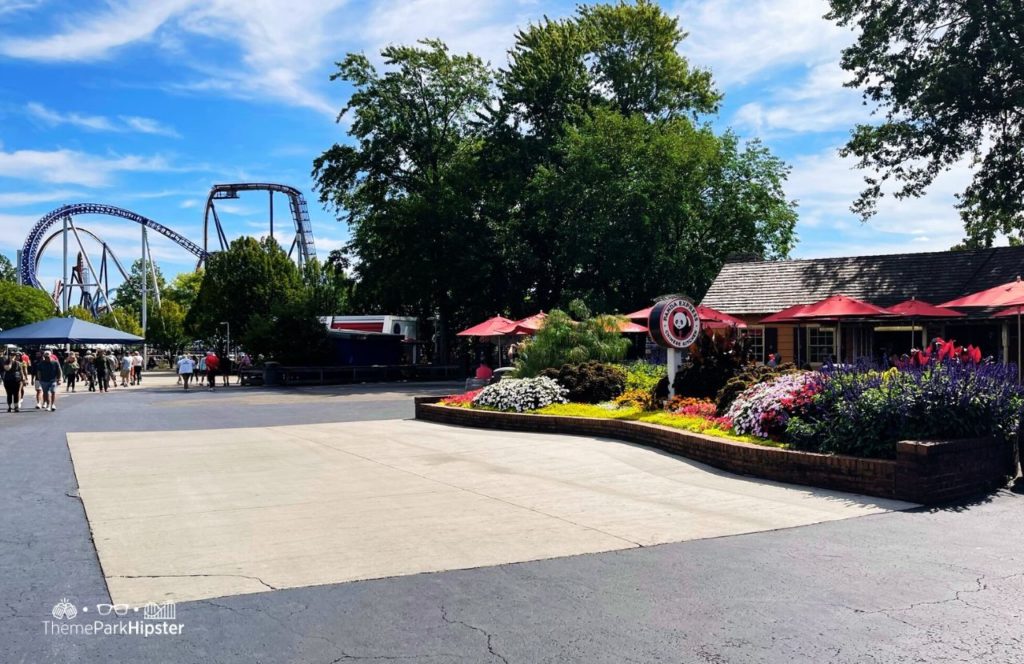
[204,352,220,391]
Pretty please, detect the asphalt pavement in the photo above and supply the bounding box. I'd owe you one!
[1,374,1022,663]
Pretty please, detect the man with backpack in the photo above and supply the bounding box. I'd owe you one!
[35,350,63,412]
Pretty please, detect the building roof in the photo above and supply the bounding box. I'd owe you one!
[701,246,1024,315]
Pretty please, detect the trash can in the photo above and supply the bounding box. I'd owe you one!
[263,361,282,387]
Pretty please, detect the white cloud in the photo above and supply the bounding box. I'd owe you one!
[733,61,868,136]
[0,189,86,206]
[675,0,851,86]
[26,102,180,137]
[0,1,44,18]
[0,0,191,60]
[787,146,976,257]
[0,148,175,186]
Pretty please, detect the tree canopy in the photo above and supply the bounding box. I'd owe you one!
[315,0,797,336]
[0,254,16,283]
[0,282,55,330]
[113,258,166,314]
[827,0,1024,245]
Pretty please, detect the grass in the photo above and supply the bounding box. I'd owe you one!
[531,403,789,448]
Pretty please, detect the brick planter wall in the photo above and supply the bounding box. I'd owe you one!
[414,397,1018,504]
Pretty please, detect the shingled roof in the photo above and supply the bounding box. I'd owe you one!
[701,246,1024,315]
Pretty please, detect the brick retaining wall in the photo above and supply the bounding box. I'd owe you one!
[414,397,1018,504]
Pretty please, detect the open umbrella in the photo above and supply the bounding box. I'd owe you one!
[496,312,548,336]
[943,277,1024,381]
[456,316,516,337]
[887,297,964,351]
[791,294,895,362]
[626,305,747,328]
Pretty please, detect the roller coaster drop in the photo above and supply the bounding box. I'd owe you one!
[19,183,317,315]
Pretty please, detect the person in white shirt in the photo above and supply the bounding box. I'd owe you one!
[177,355,196,391]
[130,351,143,385]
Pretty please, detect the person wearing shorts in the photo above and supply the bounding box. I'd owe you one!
[35,350,63,412]
[177,355,195,391]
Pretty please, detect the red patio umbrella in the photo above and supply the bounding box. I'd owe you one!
[942,277,1024,380]
[496,312,548,335]
[759,303,810,324]
[626,305,747,328]
[456,315,516,337]
[887,298,964,351]
[791,294,895,362]
[617,320,648,333]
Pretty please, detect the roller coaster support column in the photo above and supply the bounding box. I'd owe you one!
[141,225,148,363]
[269,190,274,241]
[62,215,68,313]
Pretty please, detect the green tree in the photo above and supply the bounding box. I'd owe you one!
[65,305,95,321]
[96,307,143,336]
[313,39,497,329]
[515,301,630,377]
[147,300,188,353]
[187,236,303,354]
[826,1,1024,244]
[0,254,16,283]
[0,282,55,330]
[486,1,792,311]
[166,270,203,312]
[113,259,166,314]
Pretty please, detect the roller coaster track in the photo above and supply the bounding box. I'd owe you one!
[202,183,316,268]
[19,203,207,289]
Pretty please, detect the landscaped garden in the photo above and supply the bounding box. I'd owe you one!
[439,307,1024,461]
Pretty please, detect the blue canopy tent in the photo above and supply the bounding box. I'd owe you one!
[0,317,143,345]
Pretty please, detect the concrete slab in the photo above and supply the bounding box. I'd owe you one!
[68,420,913,605]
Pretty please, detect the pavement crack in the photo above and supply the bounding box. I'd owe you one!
[110,572,279,591]
[440,603,509,664]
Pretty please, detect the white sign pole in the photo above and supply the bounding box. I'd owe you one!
[667,347,678,398]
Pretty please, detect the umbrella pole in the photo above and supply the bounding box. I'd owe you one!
[1018,308,1021,383]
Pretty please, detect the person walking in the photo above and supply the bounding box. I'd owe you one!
[35,350,63,412]
[177,354,195,391]
[82,352,96,392]
[2,351,27,412]
[119,353,132,387]
[237,352,251,385]
[131,350,143,385]
[63,352,79,393]
[28,350,42,409]
[220,352,231,387]
[95,350,109,393]
[205,351,220,391]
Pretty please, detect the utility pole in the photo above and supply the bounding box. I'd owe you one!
[141,225,148,366]
[62,216,69,313]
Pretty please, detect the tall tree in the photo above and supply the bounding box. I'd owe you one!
[97,307,143,336]
[187,236,303,350]
[486,0,792,311]
[65,305,94,321]
[166,270,204,313]
[147,300,189,353]
[0,282,55,330]
[827,0,1024,244]
[113,259,166,314]
[313,39,496,330]
[0,254,16,283]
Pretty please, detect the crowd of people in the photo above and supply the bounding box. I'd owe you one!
[0,347,149,413]
[173,351,252,391]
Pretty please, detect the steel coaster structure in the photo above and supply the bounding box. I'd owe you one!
[202,183,316,269]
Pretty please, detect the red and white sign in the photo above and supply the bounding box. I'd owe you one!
[648,298,701,349]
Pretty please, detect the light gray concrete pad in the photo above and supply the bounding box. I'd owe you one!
[68,419,912,605]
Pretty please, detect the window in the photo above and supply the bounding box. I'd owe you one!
[807,327,835,364]
[746,327,765,362]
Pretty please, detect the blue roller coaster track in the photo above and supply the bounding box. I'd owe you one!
[19,203,207,290]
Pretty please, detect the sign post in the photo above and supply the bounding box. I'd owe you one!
[647,297,701,398]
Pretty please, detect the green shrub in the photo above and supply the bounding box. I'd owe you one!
[673,331,753,400]
[614,361,665,392]
[515,302,630,377]
[715,363,800,414]
[540,362,626,403]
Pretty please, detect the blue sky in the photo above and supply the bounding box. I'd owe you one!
[0,0,981,290]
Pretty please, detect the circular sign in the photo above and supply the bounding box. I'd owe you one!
[648,298,701,349]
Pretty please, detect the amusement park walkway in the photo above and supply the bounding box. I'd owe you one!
[1,374,1022,663]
